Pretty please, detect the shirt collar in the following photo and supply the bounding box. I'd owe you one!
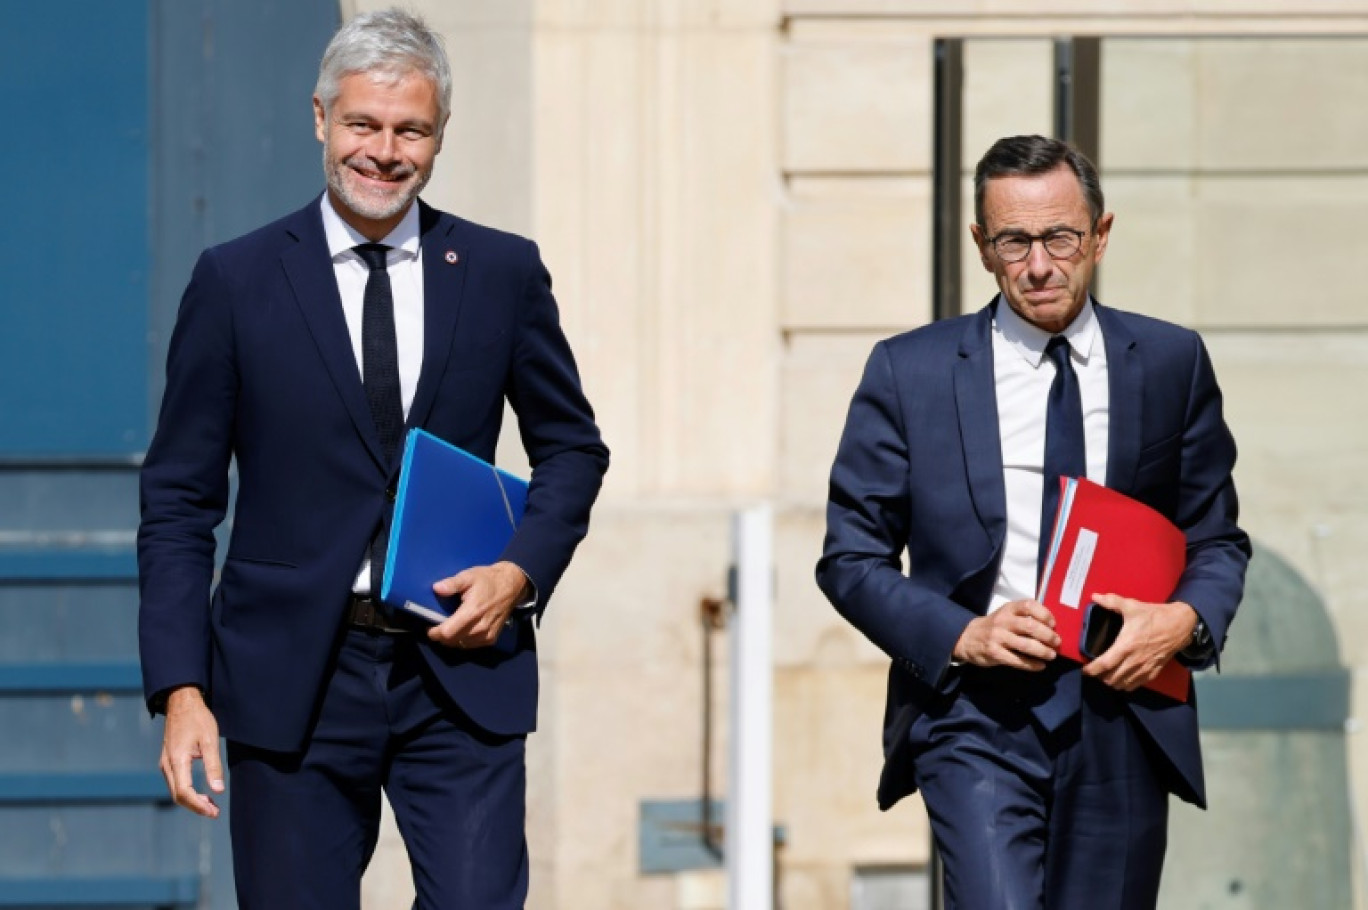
[320,193,422,262]
[993,293,1100,368]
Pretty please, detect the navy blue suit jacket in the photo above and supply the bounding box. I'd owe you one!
[816,300,1249,810]
[138,198,608,752]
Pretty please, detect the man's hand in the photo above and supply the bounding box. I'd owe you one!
[1081,593,1197,691]
[429,561,530,649]
[159,686,224,818]
[952,600,1060,671]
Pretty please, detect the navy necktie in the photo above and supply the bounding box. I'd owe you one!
[1034,334,1086,731]
[355,243,405,462]
[1038,335,1086,578]
[355,243,404,598]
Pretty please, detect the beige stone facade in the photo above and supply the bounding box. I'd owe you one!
[343,1,1368,907]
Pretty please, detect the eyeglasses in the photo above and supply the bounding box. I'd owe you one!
[984,228,1089,263]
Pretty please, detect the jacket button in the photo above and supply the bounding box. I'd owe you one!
[385,486,397,503]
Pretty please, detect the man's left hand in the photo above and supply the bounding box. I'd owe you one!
[1080,593,1197,691]
[429,561,530,649]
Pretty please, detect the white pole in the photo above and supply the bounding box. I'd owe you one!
[728,504,774,910]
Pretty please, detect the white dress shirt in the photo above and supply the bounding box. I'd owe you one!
[319,195,425,594]
[988,297,1110,613]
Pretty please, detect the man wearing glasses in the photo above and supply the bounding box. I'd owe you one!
[818,134,1248,907]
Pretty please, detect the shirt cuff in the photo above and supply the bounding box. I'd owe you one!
[511,567,538,615]
[148,683,203,716]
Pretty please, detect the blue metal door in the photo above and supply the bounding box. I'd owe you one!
[0,2,338,905]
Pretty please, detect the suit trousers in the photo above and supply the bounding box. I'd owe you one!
[227,627,529,909]
[911,667,1169,910]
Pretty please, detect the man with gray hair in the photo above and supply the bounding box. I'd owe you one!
[138,9,608,907]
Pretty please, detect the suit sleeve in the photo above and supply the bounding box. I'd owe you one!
[137,249,238,709]
[816,342,976,688]
[498,241,609,614]
[1169,335,1251,670]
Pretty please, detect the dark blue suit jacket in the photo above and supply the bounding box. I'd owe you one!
[816,300,1249,811]
[138,197,608,752]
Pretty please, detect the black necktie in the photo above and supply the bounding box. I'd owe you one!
[355,243,404,598]
[1035,334,1086,732]
[355,243,404,462]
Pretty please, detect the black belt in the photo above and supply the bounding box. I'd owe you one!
[346,594,416,634]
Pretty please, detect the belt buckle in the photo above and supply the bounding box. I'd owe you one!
[349,595,409,633]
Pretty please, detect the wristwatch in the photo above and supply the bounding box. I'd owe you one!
[1180,617,1213,661]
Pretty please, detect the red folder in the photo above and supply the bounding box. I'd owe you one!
[1037,477,1191,702]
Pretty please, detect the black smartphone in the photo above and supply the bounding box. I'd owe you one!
[1080,603,1124,660]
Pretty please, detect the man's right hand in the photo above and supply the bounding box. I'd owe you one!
[951,600,1060,671]
[159,686,225,818]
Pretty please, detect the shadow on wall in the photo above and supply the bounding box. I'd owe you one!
[1163,543,1352,909]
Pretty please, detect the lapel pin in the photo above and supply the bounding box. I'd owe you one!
[444,250,460,265]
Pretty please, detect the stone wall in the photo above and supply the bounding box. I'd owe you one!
[342,1,1368,907]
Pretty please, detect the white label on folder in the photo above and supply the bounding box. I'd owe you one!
[1061,528,1099,609]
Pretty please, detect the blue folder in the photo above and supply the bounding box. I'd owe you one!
[380,429,529,623]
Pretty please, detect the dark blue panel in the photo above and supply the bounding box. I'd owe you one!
[0,1,338,906]
[0,772,168,804]
[639,799,726,874]
[0,697,159,772]
[0,2,150,455]
[0,805,199,877]
[0,876,198,907]
[0,551,137,581]
[148,0,342,420]
[0,663,143,694]
[0,583,139,663]
[205,0,340,235]
[1195,671,1350,730]
[0,469,140,532]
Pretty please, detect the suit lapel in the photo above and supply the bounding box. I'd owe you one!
[954,303,1007,545]
[405,203,469,438]
[1097,303,1143,494]
[278,200,386,470]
